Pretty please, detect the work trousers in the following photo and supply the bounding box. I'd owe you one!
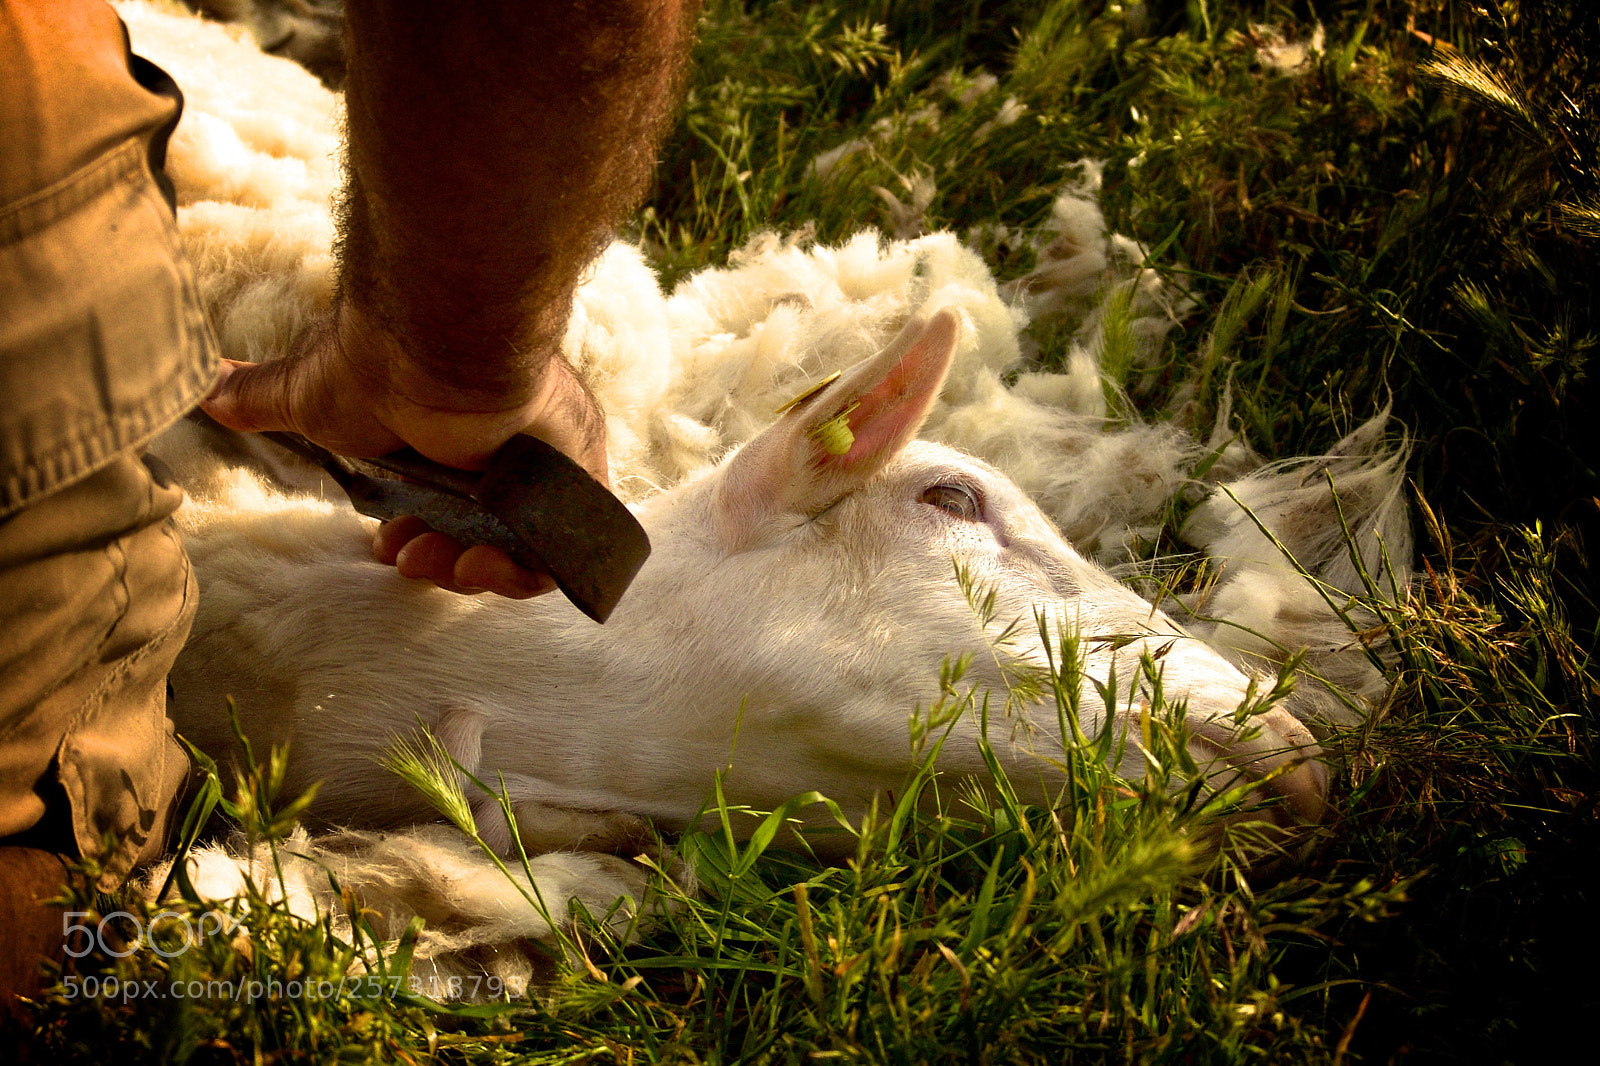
[1,0,218,890]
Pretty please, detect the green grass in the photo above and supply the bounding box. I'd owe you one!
[19,0,1600,1061]
[28,616,1408,1064]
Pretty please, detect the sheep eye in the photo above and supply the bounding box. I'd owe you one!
[921,483,982,522]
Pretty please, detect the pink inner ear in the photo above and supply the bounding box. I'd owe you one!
[832,356,926,468]
[819,311,956,472]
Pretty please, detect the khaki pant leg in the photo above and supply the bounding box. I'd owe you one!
[1,2,218,892]
[0,455,197,892]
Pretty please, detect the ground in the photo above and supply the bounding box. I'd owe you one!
[16,1,1600,1061]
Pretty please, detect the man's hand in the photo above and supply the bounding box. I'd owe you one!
[201,301,608,599]
[199,0,700,601]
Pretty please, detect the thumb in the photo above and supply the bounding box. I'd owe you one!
[201,358,300,434]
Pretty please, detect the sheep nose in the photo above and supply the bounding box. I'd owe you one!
[1186,707,1328,827]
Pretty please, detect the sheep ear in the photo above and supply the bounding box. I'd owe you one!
[714,308,959,547]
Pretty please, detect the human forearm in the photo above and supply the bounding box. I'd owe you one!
[338,0,699,403]
[202,0,700,598]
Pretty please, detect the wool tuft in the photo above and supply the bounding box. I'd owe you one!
[138,825,682,995]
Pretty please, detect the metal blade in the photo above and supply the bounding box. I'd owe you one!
[256,429,649,622]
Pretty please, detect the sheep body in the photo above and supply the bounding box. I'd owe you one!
[161,311,1326,844]
[118,0,1405,991]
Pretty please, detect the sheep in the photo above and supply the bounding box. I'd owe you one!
[160,307,1327,841]
[118,0,1408,991]
[150,309,1327,994]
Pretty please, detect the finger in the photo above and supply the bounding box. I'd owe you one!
[393,530,475,590]
[378,518,554,598]
[373,515,432,565]
[200,359,301,434]
[202,349,405,459]
[453,545,556,600]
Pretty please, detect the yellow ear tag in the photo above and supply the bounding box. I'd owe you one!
[810,401,860,456]
[774,370,843,415]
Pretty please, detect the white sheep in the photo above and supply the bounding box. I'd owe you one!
[161,308,1327,840]
[150,310,1326,992]
[120,0,1407,991]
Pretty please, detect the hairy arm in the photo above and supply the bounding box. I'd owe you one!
[205,0,700,596]
[339,0,694,412]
